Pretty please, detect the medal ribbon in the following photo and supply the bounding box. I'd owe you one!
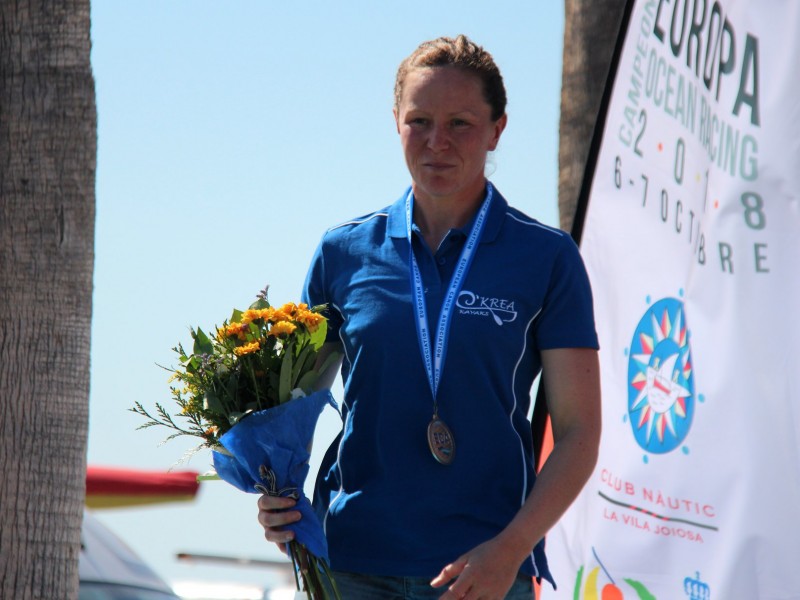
[405,183,494,411]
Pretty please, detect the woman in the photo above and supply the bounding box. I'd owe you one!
[258,35,601,600]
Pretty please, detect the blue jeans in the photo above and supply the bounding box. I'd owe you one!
[324,570,534,599]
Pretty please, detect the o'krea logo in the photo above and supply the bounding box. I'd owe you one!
[628,297,695,454]
[456,290,517,325]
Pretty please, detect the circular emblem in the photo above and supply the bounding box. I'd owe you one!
[627,297,695,453]
[427,417,455,465]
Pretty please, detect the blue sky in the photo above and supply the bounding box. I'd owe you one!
[88,1,565,592]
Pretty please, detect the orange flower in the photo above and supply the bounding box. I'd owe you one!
[280,303,298,317]
[240,310,259,325]
[223,322,249,339]
[295,309,324,332]
[269,321,297,337]
[241,308,273,325]
[270,309,291,323]
[233,340,261,356]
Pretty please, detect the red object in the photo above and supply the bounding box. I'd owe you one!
[85,466,200,509]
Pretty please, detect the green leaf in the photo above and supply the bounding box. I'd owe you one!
[278,345,293,403]
[230,308,243,322]
[296,370,319,393]
[573,566,583,600]
[269,371,279,391]
[310,319,327,350]
[249,298,269,310]
[203,389,225,415]
[193,327,214,356]
[223,372,238,405]
[292,344,315,386]
[623,579,657,600]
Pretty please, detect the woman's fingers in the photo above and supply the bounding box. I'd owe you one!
[257,494,297,511]
[257,495,301,544]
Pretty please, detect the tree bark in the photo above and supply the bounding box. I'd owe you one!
[0,2,96,598]
[559,0,627,232]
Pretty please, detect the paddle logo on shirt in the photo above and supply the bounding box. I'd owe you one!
[456,290,517,325]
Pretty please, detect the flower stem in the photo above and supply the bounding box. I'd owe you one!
[287,541,340,600]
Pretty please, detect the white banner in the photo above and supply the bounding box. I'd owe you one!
[544,1,800,598]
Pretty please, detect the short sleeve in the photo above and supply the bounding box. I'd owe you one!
[534,236,599,350]
[302,235,343,344]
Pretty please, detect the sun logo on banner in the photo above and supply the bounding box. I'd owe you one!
[627,296,696,454]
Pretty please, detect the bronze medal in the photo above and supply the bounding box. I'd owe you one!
[427,416,455,465]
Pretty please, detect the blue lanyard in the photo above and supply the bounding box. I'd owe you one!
[405,183,494,410]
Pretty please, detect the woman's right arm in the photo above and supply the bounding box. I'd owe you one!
[313,341,344,391]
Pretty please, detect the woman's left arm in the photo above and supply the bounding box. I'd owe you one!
[432,347,601,599]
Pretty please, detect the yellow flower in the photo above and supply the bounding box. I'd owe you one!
[295,309,324,332]
[241,308,272,325]
[281,303,298,317]
[233,340,261,356]
[269,321,297,337]
[224,322,250,340]
[185,397,202,413]
[269,308,291,323]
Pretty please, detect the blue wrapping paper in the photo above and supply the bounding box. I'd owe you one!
[212,389,337,560]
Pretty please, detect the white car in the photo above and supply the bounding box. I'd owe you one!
[79,511,181,600]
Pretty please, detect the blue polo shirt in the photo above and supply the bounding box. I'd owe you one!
[303,184,598,586]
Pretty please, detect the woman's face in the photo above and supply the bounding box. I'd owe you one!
[394,66,507,206]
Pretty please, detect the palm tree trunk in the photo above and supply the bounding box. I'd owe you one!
[0,1,96,598]
[533,0,630,531]
[559,0,628,232]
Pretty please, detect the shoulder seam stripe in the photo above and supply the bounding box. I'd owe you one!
[506,212,564,236]
[328,212,389,232]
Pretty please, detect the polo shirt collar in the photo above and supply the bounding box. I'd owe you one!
[386,182,508,243]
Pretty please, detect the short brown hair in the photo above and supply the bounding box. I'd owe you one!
[394,35,507,121]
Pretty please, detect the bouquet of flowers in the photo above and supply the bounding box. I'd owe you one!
[131,286,341,599]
